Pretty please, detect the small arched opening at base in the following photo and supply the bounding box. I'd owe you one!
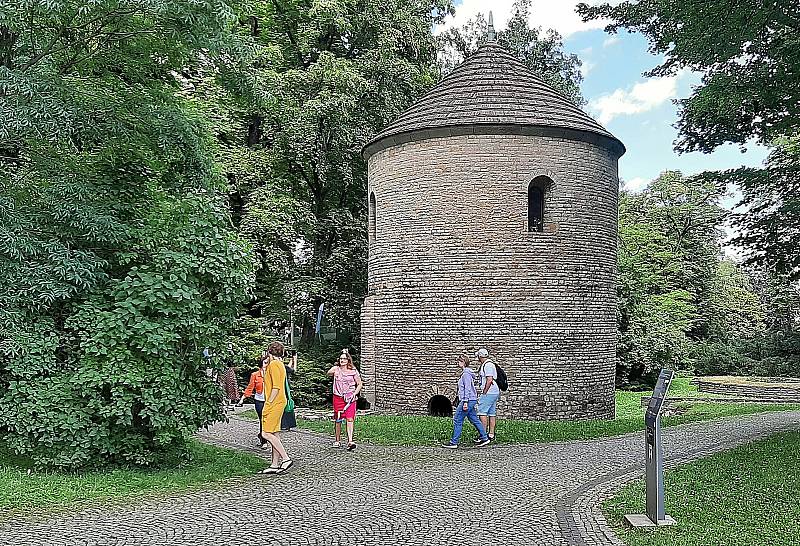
[428,395,453,417]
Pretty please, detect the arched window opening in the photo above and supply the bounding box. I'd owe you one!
[428,395,453,417]
[528,176,552,232]
[369,192,377,243]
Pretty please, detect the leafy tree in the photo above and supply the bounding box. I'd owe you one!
[0,1,255,468]
[578,1,800,278]
[617,172,733,385]
[705,260,764,343]
[212,0,455,342]
[440,0,585,104]
[696,133,800,279]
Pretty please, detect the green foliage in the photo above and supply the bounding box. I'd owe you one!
[0,440,265,519]
[705,261,764,342]
[579,1,800,278]
[618,172,798,383]
[605,431,800,546]
[440,0,585,104]
[210,0,454,338]
[291,343,359,408]
[690,341,757,378]
[578,1,799,153]
[617,172,731,386]
[0,1,256,468]
[695,133,800,279]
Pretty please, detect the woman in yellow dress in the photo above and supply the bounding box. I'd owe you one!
[259,341,293,474]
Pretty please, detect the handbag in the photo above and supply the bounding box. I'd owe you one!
[284,375,296,413]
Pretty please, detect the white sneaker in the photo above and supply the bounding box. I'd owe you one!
[332,441,341,448]
[442,443,458,449]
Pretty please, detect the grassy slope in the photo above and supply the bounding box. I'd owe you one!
[0,440,266,518]
[293,378,799,445]
[604,431,800,546]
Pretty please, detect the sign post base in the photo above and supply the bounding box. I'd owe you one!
[623,514,677,528]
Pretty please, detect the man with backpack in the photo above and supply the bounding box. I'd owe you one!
[475,348,506,442]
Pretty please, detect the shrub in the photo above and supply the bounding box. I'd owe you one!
[0,1,254,468]
[689,333,800,378]
[691,341,757,377]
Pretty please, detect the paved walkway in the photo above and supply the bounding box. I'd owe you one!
[3,411,800,546]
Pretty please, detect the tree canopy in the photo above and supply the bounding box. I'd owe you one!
[618,171,797,386]
[441,0,585,105]
[579,1,800,278]
[0,0,255,467]
[213,0,455,343]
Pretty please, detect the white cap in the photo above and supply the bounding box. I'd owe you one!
[475,348,489,359]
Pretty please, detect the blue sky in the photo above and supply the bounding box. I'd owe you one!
[440,1,769,196]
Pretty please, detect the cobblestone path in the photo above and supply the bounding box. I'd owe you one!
[3,411,799,546]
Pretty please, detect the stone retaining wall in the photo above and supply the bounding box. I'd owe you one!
[695,377,800,403]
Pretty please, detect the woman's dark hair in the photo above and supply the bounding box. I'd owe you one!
[267,341,285,358]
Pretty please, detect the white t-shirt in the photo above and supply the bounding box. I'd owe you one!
[480,360,500,396]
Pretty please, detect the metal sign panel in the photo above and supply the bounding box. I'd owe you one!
[645,368,674,429]
[645,368,674,524]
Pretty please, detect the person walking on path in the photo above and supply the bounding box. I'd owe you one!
[475,348,500,442]
[281,348,298,431]
[258,341,293,474]
[220,344,240,411]
[443,354,490,449]
[238,357,267,445]
[327,349,362,451]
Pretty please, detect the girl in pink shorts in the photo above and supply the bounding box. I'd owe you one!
[327,349,362,451]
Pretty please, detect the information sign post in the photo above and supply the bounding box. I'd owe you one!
[624,368,678,528]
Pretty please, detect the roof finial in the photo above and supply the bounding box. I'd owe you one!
[487,11,497,42]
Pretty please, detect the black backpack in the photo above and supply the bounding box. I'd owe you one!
[495,364,509,392]
[482,361,509,392]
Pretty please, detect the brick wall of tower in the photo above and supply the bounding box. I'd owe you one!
[361,132,620,420]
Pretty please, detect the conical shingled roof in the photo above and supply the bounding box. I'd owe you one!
[364,42,625,159]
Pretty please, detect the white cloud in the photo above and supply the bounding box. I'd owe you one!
[589,73,687,125]
[623,177,650,192]
[580,60,596,77]
[436,1,622,38]
[602,35,620,48]
[530,0,619,38]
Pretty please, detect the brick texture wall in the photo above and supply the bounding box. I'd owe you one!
[361,132,620,420]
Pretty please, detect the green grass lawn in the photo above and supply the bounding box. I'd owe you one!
[289,378,800,446]
[0,440,266,519]
[604,431,800,546]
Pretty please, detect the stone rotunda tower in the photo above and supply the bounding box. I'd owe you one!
[360,31,626,420]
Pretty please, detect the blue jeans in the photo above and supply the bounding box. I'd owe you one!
[450,399,488,444]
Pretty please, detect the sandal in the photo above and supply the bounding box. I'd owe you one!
[347,443,356,452]
[259,466,280,474]
[277,459,294,473]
